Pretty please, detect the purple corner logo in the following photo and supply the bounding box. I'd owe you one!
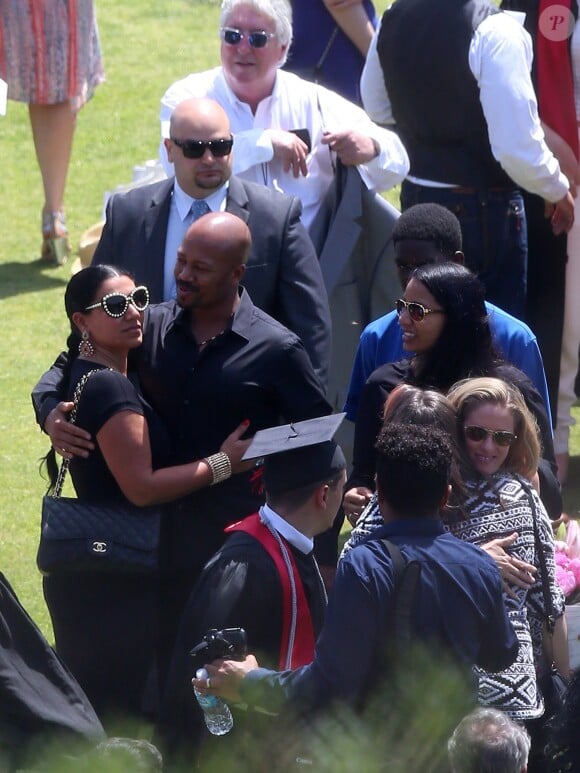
[538,4,575,41]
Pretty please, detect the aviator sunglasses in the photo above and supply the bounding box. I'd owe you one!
[395,298,445,322]
[464,425,518,447]
[220,26,277,48]
[170,136,234,160]
[85,286,150,318]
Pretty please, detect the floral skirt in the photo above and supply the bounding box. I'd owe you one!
[0,0,105,108]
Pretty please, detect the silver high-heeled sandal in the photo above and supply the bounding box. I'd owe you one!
[41,210,71,265]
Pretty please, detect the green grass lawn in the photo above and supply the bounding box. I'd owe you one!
[0,0,227,637]
[1,0,578,647]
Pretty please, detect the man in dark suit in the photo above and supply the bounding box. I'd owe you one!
[92,97,331,387]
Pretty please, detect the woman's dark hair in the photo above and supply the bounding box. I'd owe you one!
[407,263,499,391]
[42,265,133,491]
[64,264,133,330]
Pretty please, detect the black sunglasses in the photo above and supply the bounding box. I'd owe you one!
[464,425,518,447]
[170,136,234,160]
[220,26,276,48]
[395,298,445,322]
[85,286,150,318]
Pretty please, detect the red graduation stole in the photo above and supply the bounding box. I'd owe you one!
[226,513,316,669]
[536,0,578,158]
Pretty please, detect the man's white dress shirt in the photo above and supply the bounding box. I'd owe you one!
[361,13,568,202]
[259,503,314,555]
[160,68,409,229]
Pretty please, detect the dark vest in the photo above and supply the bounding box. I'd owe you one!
[377,0,513,187]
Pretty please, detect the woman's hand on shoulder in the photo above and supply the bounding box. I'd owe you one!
[220,420,254,475]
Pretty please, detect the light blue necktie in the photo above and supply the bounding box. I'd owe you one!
[187,198,211,226]
[169,200,211,299]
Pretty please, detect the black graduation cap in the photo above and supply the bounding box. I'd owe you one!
[243,413,347,496]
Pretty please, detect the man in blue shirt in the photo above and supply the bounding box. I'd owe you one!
[195,424,518,751]
[344,203,550,423]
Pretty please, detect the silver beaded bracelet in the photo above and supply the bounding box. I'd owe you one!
[204,452,232,485]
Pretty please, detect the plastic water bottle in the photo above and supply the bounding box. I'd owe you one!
[194,668,234,736]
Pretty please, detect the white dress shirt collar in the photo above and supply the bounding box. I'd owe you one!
[219,69,249,110]
[259,504,314,555]
[172,177,228,215]
[218,67,277,112]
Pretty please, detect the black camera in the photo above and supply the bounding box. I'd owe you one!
[189,627,247,666]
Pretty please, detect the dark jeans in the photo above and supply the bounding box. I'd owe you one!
[520,191,567,425]
[401,180,528,320]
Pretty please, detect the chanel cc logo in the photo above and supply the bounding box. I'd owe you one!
[92,541,108,554]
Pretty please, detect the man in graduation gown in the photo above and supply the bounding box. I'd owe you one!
[154,415,347,770]
[197,424,519,769]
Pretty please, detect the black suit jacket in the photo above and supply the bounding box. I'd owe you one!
[92,176,331,386]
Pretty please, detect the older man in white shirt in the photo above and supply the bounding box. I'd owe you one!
[159,0,409,231]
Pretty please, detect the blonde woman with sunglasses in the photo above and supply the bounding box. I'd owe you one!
[448,377,568,765]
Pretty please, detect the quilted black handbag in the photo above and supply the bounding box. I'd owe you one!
[37,370,161,576]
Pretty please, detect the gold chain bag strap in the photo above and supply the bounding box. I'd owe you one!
[37,369,161,575]
[52,369,100,496]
